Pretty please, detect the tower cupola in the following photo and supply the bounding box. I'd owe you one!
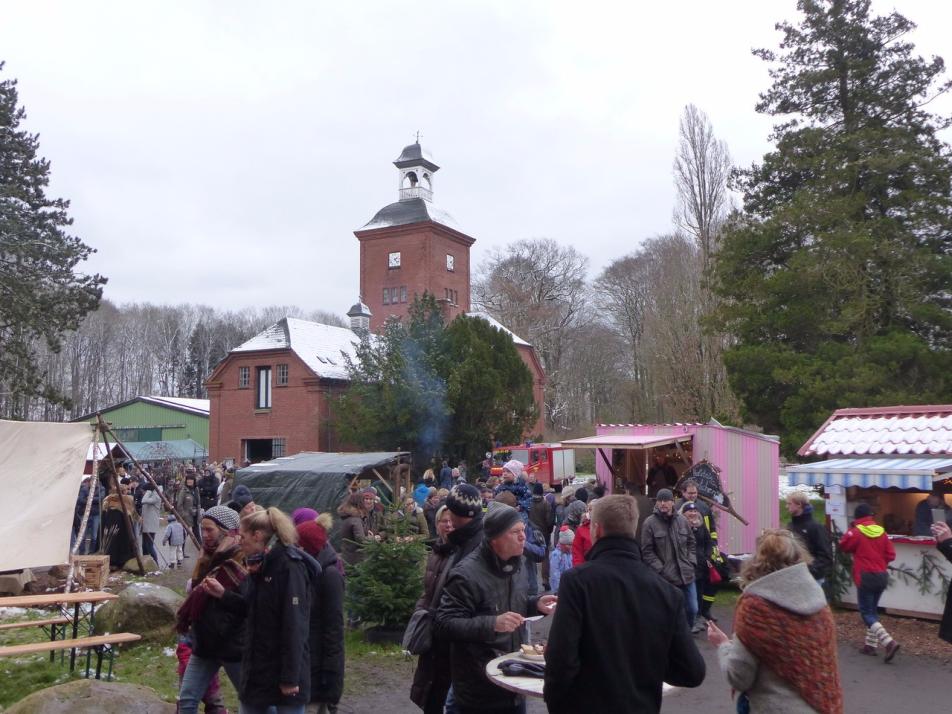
[346,298,372,335]
[394,140,440,202]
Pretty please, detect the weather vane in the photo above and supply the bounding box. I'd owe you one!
[414,130,423,143]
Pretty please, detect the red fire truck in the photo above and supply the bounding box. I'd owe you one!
[489,443,576,486]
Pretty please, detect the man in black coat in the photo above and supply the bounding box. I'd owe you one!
[436,503,557,714]
[544,495,706,714]
[931,521,952,644]
[785,492,833,583]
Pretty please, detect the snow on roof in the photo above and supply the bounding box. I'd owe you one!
[232,317,360,380]
[360,198,461,232]
[799,405,952,457]
[467,311,531,347]
[143,396,209,415]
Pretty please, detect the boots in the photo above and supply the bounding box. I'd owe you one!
[870,621,900,662]
[859,626,878,656]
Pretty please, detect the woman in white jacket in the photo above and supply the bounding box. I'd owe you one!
[140,483,162,564]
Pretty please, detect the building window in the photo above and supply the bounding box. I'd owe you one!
[272,438,286,458]
[256,367,272,409]
[276,363,288,386]
[446,254,455,271]
[238,366,250,389]
[388,251,401,269]
[383,288,390,305]
[400,285,408,303]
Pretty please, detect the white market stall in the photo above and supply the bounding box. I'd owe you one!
[787,405,952,618]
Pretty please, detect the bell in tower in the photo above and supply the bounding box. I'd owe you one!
[394,139,440,202]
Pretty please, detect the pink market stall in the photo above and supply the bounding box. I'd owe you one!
[786,405,952,619]
[561,421,779,556]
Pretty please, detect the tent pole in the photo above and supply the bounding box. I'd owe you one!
[65,422,100,593]
[98,416,201,550]
[98,415,146,576]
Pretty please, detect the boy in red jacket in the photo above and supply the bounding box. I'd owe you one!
[839,503,900,660]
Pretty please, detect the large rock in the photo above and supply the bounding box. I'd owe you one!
[6,679,174,713]
[94,582,183,644]
[122,556,159,573]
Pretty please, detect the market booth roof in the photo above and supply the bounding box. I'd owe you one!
[560,434,693,450]
[785,457,952,490]
[798,404,952,457]
[119,439,207,462]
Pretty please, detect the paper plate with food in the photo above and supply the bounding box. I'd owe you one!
[519,643,545,662]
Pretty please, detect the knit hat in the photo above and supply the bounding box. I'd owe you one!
[296,520,328,557]
[203,505,240,532]
[231,485,253,509]
[854,503,873,519]
[656,488,674,502]
[575,488,589,504]
[682,502,698,513]
[484,503,522,539]
[532,483,544,496]
[502,460,524,480]
[558,525,575,545]
[292,507,319,526]
[446,483,482,518]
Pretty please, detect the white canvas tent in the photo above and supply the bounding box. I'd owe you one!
[0,420,94,571]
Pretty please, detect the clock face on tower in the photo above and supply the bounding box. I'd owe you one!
[388,251,401,268]
[446,254,455,271]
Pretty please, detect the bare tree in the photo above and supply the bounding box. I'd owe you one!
[473,238,589,433]
[673,104,732,268]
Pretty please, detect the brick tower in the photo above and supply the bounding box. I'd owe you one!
[354,141,475,332]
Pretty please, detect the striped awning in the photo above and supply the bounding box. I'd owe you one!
[785,457,952,490]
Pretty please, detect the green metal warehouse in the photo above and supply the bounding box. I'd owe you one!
[73,396,210,450]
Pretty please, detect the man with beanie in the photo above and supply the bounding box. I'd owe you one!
[641,489,697,628]
[544,495,705,714]
[436,503,557,714]
[549,526,574,592]
[444,484,486,568]
[839,503,900,660]
[226,484,255,516]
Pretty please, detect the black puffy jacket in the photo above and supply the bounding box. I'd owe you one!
[435,540,538,711]
[787,508,833,580]
[308,544,345,705]
[220,542,316,707]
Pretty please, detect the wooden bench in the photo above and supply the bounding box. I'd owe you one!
[0,617,71,662]
[0,632,141,680]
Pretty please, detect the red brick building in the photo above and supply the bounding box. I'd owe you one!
[207,142,545,462]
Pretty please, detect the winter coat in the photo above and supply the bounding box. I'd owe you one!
[308,544,345,705]
[495,480,532,513]
[564,499,587,528]
[163,520,186,546]
[423,499,439,537]
[691,522,713,581]
[838,516,895,587]
[544,536,706,714]
[198,474,220,511]
[141,489,161,534]
[445,511,484,569]
[549,548,573,592]
[787,507,833,580]
[439,466,454,489]
[435,540,539,711]
[717,563,838,714]
[528,496,553,538]
[641,509,696,586]
[413,482,431,506]
[938,539,952,645]
[571,521,592,566]
[410,539,455,708]
[73,481,104,528]
[189,548,247,662]
[220,542,314,707]
[914,499,952,536]
[176,485,200,520]
[337,503,367,567]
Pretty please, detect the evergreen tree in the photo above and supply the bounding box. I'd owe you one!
[711,0,952,454]
[0,63,105,418]
[336,293,535,469]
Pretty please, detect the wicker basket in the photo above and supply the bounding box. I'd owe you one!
[71,555,110,590]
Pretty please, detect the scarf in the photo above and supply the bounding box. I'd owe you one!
[176,539,246,634]
[734,594,842,714]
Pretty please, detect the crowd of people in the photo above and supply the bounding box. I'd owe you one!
[67,452,952,714]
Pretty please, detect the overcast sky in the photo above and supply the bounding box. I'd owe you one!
[3,1,950,317]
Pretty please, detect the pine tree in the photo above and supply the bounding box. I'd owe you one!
[0,63,105,418]
[712,0,952,455]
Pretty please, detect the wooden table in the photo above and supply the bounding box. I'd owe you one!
[0,591,118,670]
[486,652,545,699]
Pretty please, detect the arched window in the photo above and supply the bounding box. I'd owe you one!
[403,171,418,188]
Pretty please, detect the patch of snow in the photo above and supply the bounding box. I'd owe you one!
[163,647,176,657]
[232,317,360,381]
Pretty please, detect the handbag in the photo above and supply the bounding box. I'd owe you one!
[401,555,453,655]
[708,562,722,585]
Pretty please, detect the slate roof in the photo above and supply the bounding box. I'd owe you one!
[393,142,439,171]
[798,405,952,457]
[231,317,359,380]
[359,197,461,232]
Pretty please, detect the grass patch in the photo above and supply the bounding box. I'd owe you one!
[713,586,741,607]
[779,497,826,525]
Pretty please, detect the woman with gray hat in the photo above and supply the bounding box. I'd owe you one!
[175,505,248,714]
